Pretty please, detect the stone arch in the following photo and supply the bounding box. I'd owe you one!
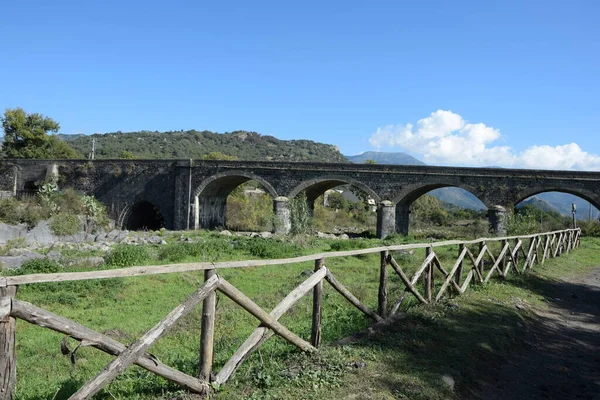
[192,171,278,230]
[119,200,165,231]
[392,183,489,236]
[513,187,600,211]
[193,171,278,199]
[287,176,380,203]
[392,182,489,207]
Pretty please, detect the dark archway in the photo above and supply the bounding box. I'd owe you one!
[126,201,165,231]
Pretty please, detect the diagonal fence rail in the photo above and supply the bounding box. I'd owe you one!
[0,228,581,399]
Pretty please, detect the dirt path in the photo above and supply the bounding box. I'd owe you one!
[477,267,600,400]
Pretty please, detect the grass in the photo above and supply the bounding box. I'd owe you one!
[5,231,597,399]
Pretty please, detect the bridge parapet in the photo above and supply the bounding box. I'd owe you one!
[1,159,599,237]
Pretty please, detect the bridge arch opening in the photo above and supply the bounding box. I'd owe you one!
[125,201,165,231]
[193,173,277,232]
[289,178,379,236]
[395,185,488,239]
[514,190,600,234]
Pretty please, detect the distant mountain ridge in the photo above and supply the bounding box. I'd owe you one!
[345,151,425,165]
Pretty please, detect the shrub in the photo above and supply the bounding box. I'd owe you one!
[0,237,27,256]
[50,214,80,236]
[290,193,311,235]
[105,244,150,267]
[19,258,64,274]
[240,239,301,259]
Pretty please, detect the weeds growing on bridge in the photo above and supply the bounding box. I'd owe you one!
[4,232,597,399]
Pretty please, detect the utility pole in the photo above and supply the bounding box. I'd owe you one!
[89,138,96,160]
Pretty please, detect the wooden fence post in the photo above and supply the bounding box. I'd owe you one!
[456,244,464,286]
[501,239,508,277]
[0,285,17,400]
[425,246,433,302]
[311,258,324,348]
[378,250,388,318]
[478,241,485,280]
[199,269,216,382]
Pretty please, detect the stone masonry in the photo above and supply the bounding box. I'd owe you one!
[2,159,600,238]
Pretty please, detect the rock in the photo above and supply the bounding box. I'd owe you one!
[106,230,121,240]
[0,250,44,269]
[348,360,366,369]
[63,256,105,268]
[220,230,232,236]
[316,231,336,239]
[0,222,27,245]
[46,250,62,261]
[25,220,55,246]
[114,231,130,242]
[259,231,273,239]
[441,374,455,390]
[145,236,163,244]
[339,233,349,240]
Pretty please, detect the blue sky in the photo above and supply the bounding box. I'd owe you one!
[1,1,599,169]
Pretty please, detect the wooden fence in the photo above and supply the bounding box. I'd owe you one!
[0,228,580,399]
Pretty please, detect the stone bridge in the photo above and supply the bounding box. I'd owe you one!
[2,159,600,237]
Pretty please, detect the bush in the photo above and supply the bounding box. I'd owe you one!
[105,244,150,267]
[290,193,311,235]
[50,214,80,236]
[240,239,301,259]
[579,220,600,237]
[19,258,64,274]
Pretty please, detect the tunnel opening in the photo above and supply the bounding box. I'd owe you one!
[126,201,165,231]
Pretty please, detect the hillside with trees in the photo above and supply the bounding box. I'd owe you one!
[59,130,348,162]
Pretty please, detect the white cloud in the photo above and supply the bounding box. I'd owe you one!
[369,110,600,170]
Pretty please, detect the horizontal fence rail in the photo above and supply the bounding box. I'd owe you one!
[0,228,581,399]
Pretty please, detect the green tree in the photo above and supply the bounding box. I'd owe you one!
[365,159,377,164]
[1,108,78,159]
[119,150,136,159]
[202,151,238,161]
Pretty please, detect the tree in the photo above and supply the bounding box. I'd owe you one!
[202,151,239,161]
[1,108,79,159]
[119,150,136,159]
[365,159,377,164]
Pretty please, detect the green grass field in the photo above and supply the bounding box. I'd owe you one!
[4,232,596,399]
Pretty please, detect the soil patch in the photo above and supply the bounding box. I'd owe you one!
[475,267,600,400]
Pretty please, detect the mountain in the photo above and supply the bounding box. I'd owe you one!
[535,192,599,219]
[57,130,348,163]
[516,196,559,213]
[428,187,487,210]
[345,151,425,165]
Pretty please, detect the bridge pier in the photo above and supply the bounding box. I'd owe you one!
[273,196,291,234]
[198,196,227,230]
[395,204,410,237]
[488,205,509,236]
[377,200,396,239]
